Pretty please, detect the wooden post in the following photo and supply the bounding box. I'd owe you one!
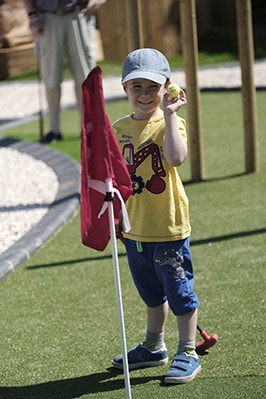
[179,0,205,181]
[235,0,259,172]
[125,0,141,51]
[137,0,144,48]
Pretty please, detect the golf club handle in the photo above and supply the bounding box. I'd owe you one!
[197,325,218,341]
[197,324,203,334]
[197,326,211,341]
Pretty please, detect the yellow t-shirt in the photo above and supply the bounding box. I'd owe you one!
[113,113,191,242]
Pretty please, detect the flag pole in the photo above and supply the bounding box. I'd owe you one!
[105,177,132,399]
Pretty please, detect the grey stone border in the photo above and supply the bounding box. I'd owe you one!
[0,137,80,281]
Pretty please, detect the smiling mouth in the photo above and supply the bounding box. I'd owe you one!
[139,100,153,105]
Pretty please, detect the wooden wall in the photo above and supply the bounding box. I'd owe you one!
[97,0,183,62]
[97,0,236,62]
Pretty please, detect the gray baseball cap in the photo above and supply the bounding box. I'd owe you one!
[121,48,171,85]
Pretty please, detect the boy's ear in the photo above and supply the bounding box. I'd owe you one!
[123,84,128,94]
[165,80,171,89]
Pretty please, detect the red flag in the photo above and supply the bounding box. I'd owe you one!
[80,66,132,251]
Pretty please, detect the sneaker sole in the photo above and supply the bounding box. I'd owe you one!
[112,357,168,371]
[164,364,201,384]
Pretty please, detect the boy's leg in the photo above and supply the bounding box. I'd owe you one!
[144,302,168,351]
[112,304,169,371]
[147,302,168,335]
[112,240,169,370]
[177,308,197,346]
[165,308,201,384]
[153,240,201,384]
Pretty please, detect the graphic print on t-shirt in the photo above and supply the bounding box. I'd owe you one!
[122,141,166,195]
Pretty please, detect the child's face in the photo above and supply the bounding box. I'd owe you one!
[123,78,167,120]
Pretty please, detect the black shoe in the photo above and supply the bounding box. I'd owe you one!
[40,131,63,144]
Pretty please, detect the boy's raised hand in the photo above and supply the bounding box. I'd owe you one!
[163,88,187,115]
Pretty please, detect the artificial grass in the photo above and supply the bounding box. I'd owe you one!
[0,92,265,398]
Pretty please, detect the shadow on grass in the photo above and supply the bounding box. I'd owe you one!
[26,252,127,270]
[191,227,266,247]
[0,372,264,399]
[183,172,246,185]
[26,227,266,270]
[0,193,80,213]
[0,368,162,399]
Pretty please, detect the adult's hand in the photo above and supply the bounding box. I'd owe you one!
[85,0,106,15]
[28,13,44,41]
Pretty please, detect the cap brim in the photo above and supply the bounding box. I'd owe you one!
[122,71,167,85]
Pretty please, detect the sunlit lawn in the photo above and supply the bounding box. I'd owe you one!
[0,91,265,399]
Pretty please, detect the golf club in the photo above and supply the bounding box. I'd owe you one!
[196,325,218,354]
[36,41,44,142]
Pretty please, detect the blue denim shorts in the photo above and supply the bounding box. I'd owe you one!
[124,238,200,316]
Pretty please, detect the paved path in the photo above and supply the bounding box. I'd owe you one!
[0,61,265,280]
[0,61,265,126]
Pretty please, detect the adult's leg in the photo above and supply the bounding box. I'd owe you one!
[45,86,61,133]
[74,82,82,114]
[39,13,64,138]
[66,12,96,123]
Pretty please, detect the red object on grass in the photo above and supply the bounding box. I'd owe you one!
[196,328,218,354]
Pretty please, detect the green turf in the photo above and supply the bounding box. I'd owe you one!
[0,92,265,398]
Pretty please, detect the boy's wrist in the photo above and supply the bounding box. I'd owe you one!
[163,107,178,116]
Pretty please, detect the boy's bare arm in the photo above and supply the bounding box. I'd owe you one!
[163,89,187,167]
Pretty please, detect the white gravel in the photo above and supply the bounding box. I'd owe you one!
[0,147,59,255]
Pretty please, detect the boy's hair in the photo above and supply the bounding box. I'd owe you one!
[122,48,170,85]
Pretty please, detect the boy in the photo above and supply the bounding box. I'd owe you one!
[112,48,201,384]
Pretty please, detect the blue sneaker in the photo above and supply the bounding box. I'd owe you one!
[112,343,168,370]
[164,351,201,384]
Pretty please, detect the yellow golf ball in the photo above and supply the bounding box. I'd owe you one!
[167,83,181,100]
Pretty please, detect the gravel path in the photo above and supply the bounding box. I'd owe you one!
[0,147,59,255]
[0,61,265,123]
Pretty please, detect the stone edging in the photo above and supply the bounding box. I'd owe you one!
[0,137,80,281]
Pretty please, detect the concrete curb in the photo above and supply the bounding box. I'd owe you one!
[0,137,80,281]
